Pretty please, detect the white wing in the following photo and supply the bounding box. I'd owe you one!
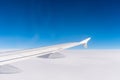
[0,37,91,65]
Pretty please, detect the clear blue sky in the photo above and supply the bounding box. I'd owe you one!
[0,0,120,49]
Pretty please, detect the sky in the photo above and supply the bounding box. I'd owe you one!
[0,0,120,49]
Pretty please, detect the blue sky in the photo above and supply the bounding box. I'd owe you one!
[0,0,120,49]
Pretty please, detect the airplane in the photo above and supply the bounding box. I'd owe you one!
[0,37,91,73]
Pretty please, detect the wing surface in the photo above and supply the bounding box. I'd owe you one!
[0,37,91,65]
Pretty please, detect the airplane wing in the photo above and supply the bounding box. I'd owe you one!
[0,37,91,66]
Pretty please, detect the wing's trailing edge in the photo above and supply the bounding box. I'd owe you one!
[0,37,91,65]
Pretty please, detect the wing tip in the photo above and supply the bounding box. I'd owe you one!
[80,37,91,48]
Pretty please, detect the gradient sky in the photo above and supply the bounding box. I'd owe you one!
[0,0,120,49]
